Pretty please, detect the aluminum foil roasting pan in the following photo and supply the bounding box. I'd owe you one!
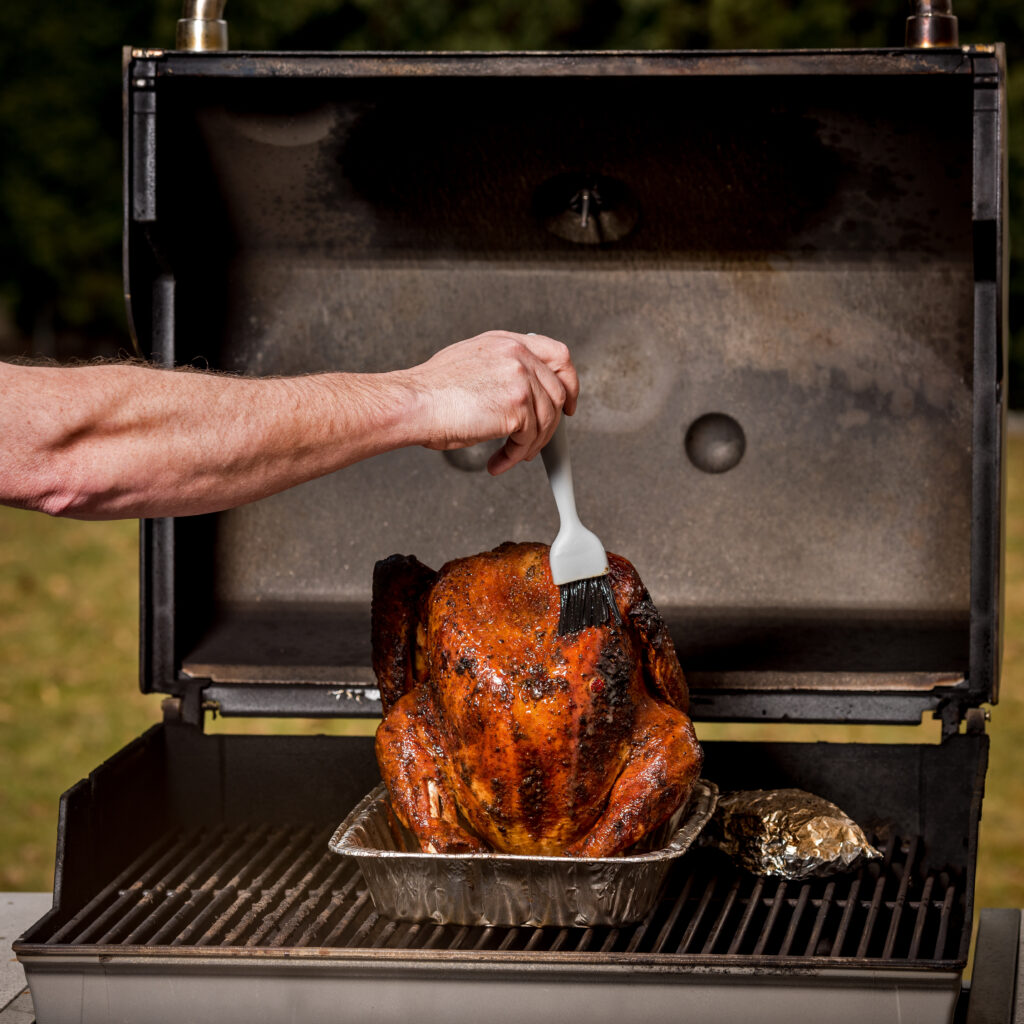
[328,780,718,928]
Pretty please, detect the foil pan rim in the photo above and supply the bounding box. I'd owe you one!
[328,779,718,864]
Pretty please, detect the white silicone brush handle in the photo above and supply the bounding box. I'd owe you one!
[541,417,609,585]
[541,417,583,534]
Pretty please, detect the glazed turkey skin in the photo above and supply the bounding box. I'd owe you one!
[372,541,703,858]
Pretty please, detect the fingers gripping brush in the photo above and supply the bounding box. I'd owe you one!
[541,417,622,635]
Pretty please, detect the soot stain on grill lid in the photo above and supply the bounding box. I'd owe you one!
[328,78,847,255]
[179,73,971,267]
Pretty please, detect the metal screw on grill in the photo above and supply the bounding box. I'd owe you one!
[570,187,601,230]
[535,173,639,245]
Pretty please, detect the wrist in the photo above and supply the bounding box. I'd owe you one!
[317,369,431,452]
[383,367,436,449]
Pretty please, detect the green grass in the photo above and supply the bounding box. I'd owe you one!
[3,445,1024,909]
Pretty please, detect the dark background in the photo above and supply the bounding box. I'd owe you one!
[0,0,1020,394]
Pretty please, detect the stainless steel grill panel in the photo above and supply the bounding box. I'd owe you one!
[37,824,963,964]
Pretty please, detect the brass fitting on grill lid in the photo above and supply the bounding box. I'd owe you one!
[905,0,959,48]
[177,0,228,52]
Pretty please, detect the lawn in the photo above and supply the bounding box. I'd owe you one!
[2,441,1024,910]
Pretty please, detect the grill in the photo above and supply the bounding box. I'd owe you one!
[13,25,1009,1024]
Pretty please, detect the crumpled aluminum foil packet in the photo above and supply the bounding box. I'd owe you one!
[708,788,881,880]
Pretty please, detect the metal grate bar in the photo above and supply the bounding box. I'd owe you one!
[122,885,195,947]
[677,876,719,954]
[575,928,595,952]
[48,831,196,944]
[175,887,238,946]
[600,928,621,953]
[882,836,919,959]
[174,829,299,946]
[371,918,401,949]
[752,881,788,957]
[53,830,201,944]
[854,834,899,959]
[548,928,570,951]
[727,876,765,956]
[195,890,254,946]
[388,921,423,949]
[623,900,661,954]
[523,928,546,951]
[88,829,227,945]
[830,876,862,957]
[346,908,383,948]
[803,881,836,957]
[472,928,497,951]
[322,889,372,946]
[933,881,956,959]
[219,830,321,946]
[499,928,522,952]
[650,872,696,954]
[189,827,316,946]
[149,825,275,945]
[778,885,811,957]
[419,924,451,951]
[245,831,337,946]
[855,872,888,959]
[272,855,358,948]
[701,877,742,954]
[292,861,362,947]
[907,875,936,960]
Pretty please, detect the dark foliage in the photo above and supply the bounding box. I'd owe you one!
[0,0,1021,397]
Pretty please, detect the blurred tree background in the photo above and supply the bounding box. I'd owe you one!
[0,0,1021,383]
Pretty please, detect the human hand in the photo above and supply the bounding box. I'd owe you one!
[405,331,580,475]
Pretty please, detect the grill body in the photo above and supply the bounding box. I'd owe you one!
[16,728,986,1023]
[15,46,1008,1023]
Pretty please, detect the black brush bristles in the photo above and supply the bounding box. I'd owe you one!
[557,575,622,635]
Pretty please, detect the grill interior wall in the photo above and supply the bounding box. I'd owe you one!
[24,727,986,967]
[134,72,977,695]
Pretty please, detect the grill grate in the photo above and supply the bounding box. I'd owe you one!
[42,825,963,962]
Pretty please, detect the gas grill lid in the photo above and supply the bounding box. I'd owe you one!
[125,48,1007,726]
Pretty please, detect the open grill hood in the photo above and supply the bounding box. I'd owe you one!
[124,49,1007,729]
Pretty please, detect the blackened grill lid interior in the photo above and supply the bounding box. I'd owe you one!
[126,49,1006,724]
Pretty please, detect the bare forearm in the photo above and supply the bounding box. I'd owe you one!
[0,362,424,519]
[0,331,580,521]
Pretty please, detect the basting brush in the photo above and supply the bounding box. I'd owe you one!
[541,416,622,635]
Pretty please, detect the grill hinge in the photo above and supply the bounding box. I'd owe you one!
[130,62,158,223]
[161,691,206,728]
[935,698,990,739]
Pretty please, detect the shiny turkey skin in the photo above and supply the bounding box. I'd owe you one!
[373,542,702,857]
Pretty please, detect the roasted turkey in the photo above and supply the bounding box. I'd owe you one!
[372,541,703,858]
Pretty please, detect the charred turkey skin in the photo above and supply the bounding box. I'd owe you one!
[373,541,702,857]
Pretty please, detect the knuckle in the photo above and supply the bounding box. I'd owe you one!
[508,411,529,436]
